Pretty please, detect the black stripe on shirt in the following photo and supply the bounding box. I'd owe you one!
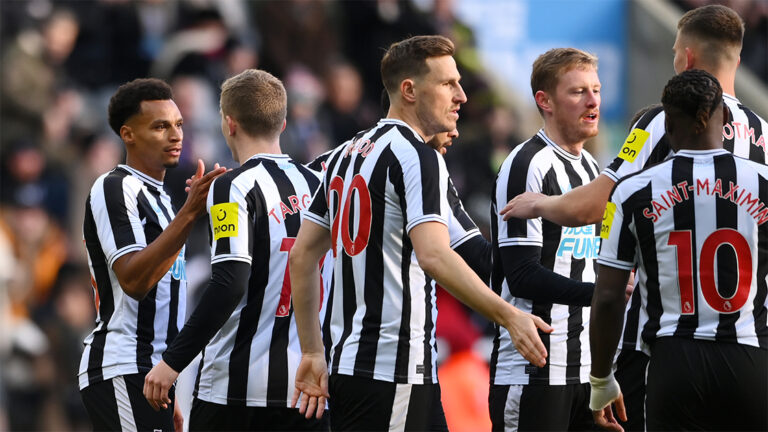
[741,105,766,164]
[135,191,161,371]
[755,175,768,349]
[330,151,355,375]
[227,163,268,404]
[557,154,587,382]
[506,138,547,238]
[629,183,661,346]
[84,195,115,384]
[353,126,394,377]
[105,170,137,251]
[672,156,699,338]
[714,154,740,340]
[264,160,301,406]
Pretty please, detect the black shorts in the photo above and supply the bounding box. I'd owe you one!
[189,398,329,431]
[614,349,649,432]
[328,374,447,432]
[489,383,595,431]
[646,337,768,431]
[80,373,176,432]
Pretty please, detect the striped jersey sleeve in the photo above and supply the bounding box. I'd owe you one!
[596,179,639,271]
[495,136,549,248]
[447,176,481,248]
[603,106,669,182]
[89,169,149,267]
[208,170,258,265]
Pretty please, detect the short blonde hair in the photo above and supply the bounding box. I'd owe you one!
[530,47,598,100]
[220,69,287,138]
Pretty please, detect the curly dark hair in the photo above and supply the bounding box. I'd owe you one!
[107,78,173,136]
[661,69,722,135]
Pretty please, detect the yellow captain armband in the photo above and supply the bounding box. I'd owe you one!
[617,128,650,163]
[600,202,616,239]
[211,202,239,240]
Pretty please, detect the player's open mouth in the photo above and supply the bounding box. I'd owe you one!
[584,113,599,122]
[166,148,182,156]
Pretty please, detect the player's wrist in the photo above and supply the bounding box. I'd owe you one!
[589,371,621,411]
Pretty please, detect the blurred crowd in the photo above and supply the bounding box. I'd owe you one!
[0,0,764,430]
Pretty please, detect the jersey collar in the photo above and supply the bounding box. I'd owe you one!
[380,118,426,143]
[674,149,731,158]
[536,129,582,161]
[118,164,163,188]
[245,153,290,163]
[723,93,739,105]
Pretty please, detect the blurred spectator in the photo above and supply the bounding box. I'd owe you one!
[281,64,331,163]
[36,263,94,431]
[318,59,378,146]
[0,199,69,321]
[254,0,340,79]
[150,7,231,85]
[64,0,153,90]
[0,140,70,225]
[339,0,435,103]
[1,8,79,147]
[65,133,123,259]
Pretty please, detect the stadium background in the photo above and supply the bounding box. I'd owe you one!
[0,0,764,430]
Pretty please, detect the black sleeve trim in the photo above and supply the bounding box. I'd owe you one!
[500,245,593,306]
[162,261,250,372]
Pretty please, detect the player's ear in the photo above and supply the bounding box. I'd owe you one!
[664,115,674,136]
[401,79,416,104]
[534,90,552,114]
[226,115,237,136]
[281,118,287,132]
[721,103,730,127]
[684,47,695,70]
[120,125,133,145]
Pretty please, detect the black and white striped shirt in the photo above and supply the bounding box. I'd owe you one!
[192,154,322,407]
[490,130,600,385]
[604,96,768,352]
[79,165,187,390]
[599,149,768,349]
[304,118,456,384]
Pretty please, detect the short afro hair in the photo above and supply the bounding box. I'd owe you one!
[108,78,173,136]
[662,69,722,135]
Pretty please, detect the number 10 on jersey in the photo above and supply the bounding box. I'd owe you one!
[329,174,372,257]
[668,228,753,314]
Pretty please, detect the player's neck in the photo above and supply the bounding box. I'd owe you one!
[542,124,584,156]
[698,65,736,96]
[386,106,431,143]
[124,156,165,181]
[232,135,282,164]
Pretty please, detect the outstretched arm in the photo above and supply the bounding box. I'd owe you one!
[290,220,332,420]
[410,222,553,367]
[589,264,631,431]
[500,174,615,227]
[143,260,249,411]
[113,160,226,300]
